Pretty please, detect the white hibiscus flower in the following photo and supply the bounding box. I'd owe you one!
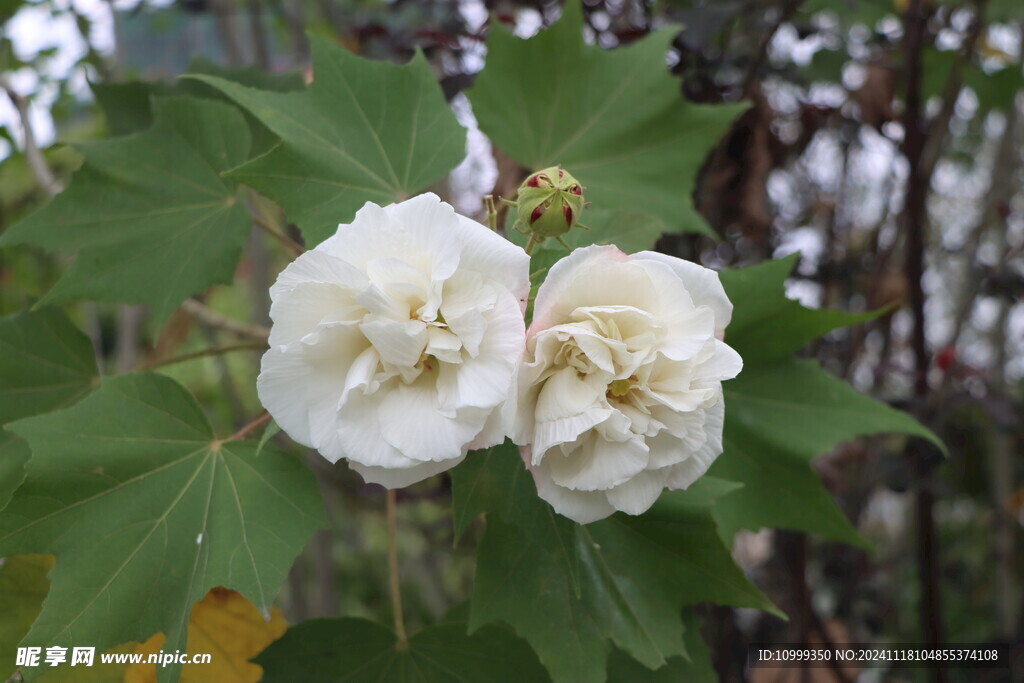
[514,245,741,523]
[258,193,530,488]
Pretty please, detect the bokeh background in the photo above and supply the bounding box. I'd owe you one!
[1,0,1022,680]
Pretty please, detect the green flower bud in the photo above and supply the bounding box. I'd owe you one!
[514,166,585,239]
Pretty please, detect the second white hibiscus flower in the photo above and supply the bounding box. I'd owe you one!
[513,245,742,523]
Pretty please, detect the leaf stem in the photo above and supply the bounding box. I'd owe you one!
[524,235,539,256]
[225,412,272,442]
[139,341,268,371]
[386,488,409,650]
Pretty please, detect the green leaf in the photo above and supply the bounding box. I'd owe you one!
[720,254,879,364]
[711,358,943,544]
[457,445,775,683]
[189,36,467,246]
[606,611,716,683]
[0,555,52,680]
[0,431,29,513]
[0,307,98,425]
[0,98,253,326]
[0,373,324,683]
[93,58,304,148]
[469,3,744,236]
[255,615,550,682]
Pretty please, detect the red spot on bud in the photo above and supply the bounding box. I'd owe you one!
[530,204,546,223]
[527,173,549,188]
[558,169,565,178]
[563,204,573,225]
[569,184,581,195]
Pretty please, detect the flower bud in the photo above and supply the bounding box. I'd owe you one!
[513,166,585,238]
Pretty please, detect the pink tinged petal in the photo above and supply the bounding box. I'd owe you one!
[378,377,488,463]
[532,467,616,524]
[545,434,650,491]
[350,455,466,489]
[632,250,733,337]
[664,401,725,490]
[605,469,668,516]
[268,281,360,347]
[359,317,428,368]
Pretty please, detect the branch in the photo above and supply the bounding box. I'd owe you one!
[0,77,59,197]
[139,341,268,370]
[179,298,270,341]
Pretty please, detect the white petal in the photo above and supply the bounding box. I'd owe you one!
[531,409,612,463]
[605,469,667,516]
[545,433,649,491]
[336,387,415,469]
[693,338,743,383]
[350,455,465,489]
[359,317,427,368]
[535,367,605,423]
[533,468,616,524]
[270,248,367,299]
[633,250,733,336]
[659,306,716,362]
[327,195,463,283]
[453,213,531,307]
[378,377,488,463]
[268,281,360,347]
[664,401,724,490]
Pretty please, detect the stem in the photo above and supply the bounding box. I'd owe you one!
[179,298,270,341]
[252,212,305,258]
[139,341,268,371]
[224,412,272,442]
[484,195,498,231]
[1,76,59,196]
[524,236,539,256]
[386,489,409,650]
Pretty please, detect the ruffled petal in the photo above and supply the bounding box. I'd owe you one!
[605,469,667,515]
[545,433,649,491]
[350,456,465,489]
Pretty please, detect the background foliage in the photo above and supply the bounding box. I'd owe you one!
[0,0,1021,681]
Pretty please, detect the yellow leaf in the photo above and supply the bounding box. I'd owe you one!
[124,588,287,683]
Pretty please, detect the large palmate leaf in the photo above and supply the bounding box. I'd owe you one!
[712,358,942,545]
[0,373,324,682]
[719,254,878,364]
[452,443,775,683]
[469,2,744,236]
[606,611,716,683]
[709,257,942,544]
[0,98,253,325]
[255,614,549,682]
[93,57,304,152]
[0,307,98,425]
[190,36,467,246]
[0,431,30,513]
